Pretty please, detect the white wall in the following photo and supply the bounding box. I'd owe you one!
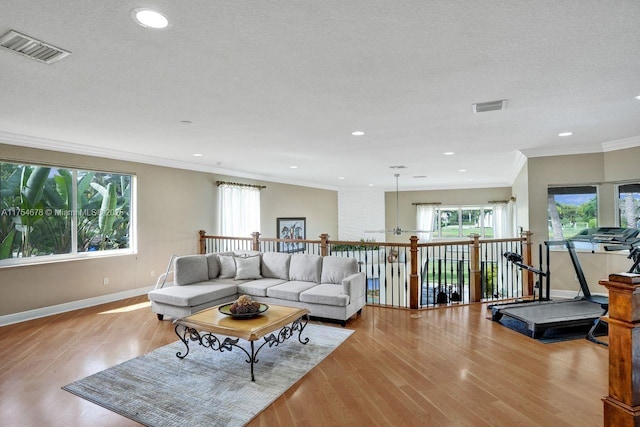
[338,189,385,242]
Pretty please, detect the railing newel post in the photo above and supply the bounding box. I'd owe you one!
[199,230,206,254]
[521,230,533,296]
[409,235,419,309]
[251,232,261,252]
[320,234,329,257]
[469,233,482,302]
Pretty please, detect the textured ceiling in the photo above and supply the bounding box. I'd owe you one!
[1,1,640,191]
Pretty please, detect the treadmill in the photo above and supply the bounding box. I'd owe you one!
[492,227,639,340]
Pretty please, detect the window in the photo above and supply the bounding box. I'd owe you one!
[218,182,261,236]
[417,205,497,239]
[547,186,597,240]
[0,161,135,264]
[617,183,640,228]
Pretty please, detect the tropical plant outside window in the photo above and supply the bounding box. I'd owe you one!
[0,161,134,263]
[618,183,640,228]
[547,186,597,240]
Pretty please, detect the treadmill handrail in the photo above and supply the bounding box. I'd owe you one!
[544,239,592,298]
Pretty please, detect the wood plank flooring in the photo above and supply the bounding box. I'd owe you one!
[0,297,608,426]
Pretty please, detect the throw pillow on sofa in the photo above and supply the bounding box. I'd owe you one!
[218,254,236,278]
[234,255,262,280]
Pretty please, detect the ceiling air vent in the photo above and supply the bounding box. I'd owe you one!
[0,30,70,64]
[472,99,507,113]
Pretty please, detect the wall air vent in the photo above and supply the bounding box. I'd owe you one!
[472,99,507,113]
[0,30,70,64]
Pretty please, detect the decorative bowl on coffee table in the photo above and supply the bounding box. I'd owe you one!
[218,303,269,318]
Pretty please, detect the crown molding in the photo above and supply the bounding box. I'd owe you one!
[601,135,640,152]
[519,141,604,158]
[0,130,339,191]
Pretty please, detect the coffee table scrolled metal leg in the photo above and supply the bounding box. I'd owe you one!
[295,313,310,344]
[174,323,242,359]
[174,323,191,358]
[253,314,310,363]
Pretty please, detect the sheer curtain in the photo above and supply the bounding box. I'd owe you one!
[218,184,261,236]
[491,200,515,238]
[416,205,435,242]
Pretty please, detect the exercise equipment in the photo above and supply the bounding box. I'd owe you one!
[492,228,639,341]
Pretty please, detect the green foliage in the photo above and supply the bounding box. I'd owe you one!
[331,238,380,251]
[548,196,598,239]
[482,262,499,298]
[0,163,131,260]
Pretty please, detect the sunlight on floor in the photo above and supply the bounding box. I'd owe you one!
[99,301,151,314]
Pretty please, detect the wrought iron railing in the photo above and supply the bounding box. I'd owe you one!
[198,230,532,309]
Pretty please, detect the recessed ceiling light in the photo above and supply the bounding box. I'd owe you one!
[635,95,640,100]
[368,184,374,187]
[443,152,455,156]
[192,153,203,157]
[458,169,467,172]
[351,131,365,136]
[558,131,573,137]
[290,165,298,169]
[338,177,345,180]
[132,9,170,29]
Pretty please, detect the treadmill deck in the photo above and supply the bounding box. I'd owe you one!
[491,299,606,339]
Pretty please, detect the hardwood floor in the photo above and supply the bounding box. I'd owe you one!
[0,297,608,426]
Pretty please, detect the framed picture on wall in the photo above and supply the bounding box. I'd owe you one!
[277,217,306,253]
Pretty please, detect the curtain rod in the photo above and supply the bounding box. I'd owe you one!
[411,202,442,206]
[488,197,516,204]
[216,180,266,190]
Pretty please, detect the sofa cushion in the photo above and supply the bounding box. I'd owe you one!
[174,255,209,286]
[261,252,291,280]
[266,281,319,301]
[149,282,237,307]
[234,255,262,280]
[218,255,236,279]
[321,257,358,284]
[289,254,322,283]
[206,253,220,279]
[237,278,286,297]
[300,284,350,307]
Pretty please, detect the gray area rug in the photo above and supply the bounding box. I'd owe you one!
[63,323,353,426]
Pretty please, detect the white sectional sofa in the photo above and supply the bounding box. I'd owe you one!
[148,252,366,326]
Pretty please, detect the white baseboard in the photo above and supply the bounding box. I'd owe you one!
[549,289,608,299]
[0,286,153,327]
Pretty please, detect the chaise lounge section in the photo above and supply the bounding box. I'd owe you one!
[148,251,366,326]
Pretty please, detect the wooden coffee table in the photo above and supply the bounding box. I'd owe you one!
[173,304,310,381]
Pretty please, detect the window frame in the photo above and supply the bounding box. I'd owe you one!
[547,185,599,240]
[615,182,640,228]
[0,160,137,267]
[430,205,495,239]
